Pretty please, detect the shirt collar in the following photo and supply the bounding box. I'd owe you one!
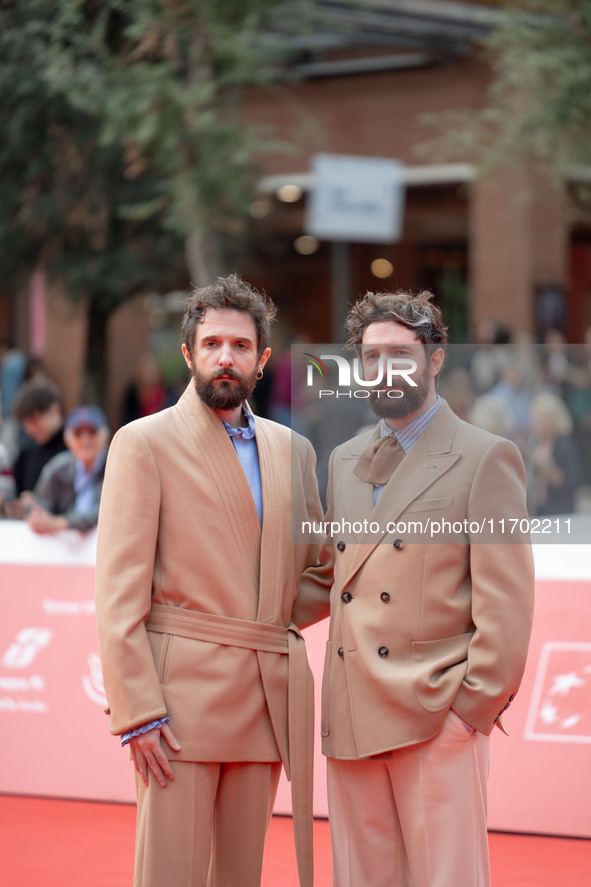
[379,395,442,452]
[222,405,256,440]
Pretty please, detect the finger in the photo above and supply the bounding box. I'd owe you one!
[160,724,181,752]
[137,754,150,788]
[144,750,169,788]
[150,744,175,783]
[130,742,149,787]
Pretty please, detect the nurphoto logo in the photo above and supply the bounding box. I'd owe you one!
[303,352,418,399]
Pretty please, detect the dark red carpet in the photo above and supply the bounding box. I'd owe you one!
[0,795,589,886]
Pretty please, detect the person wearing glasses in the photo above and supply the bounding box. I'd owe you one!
[26,404,110,534]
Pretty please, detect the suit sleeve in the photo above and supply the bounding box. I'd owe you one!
[94,425,167,735]
[453,437,535,734]
[291,446,334,630]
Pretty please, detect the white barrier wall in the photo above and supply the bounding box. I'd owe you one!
[1,521,590,836]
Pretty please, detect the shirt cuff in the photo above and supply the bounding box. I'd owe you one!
[120,717,170,747]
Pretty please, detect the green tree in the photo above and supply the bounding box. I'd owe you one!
[420,0,591,175]
[0,0,186,401]
[45,0,315,286]
[480,0,591,170]
[1,0,316,399]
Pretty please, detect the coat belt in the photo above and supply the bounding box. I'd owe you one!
[146,603,314,887]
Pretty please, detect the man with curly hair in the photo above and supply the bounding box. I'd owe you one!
[298,289,534,887]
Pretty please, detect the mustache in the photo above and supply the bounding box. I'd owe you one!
[370,384,412,395]
[211,368,242,382]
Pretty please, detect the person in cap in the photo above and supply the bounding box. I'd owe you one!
[26,404,110,534]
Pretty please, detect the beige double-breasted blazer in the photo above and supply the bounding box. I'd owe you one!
[95,382,323,772]
[296,400,535,760]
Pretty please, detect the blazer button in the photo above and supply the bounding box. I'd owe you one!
[378,646,389,658]
[380,592,391,603]
[337,541,346,552]
[337,647,344,658]
[341,591,353,604]
[393,539,405,550]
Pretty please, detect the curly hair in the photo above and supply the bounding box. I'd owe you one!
[346,289,448,350]
[182,274,277,358]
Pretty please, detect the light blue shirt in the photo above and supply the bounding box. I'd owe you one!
[222,406,263,525]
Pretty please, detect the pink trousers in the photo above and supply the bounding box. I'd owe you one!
[327,711,491,887]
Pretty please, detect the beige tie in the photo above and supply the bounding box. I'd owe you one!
[353,433,405,486]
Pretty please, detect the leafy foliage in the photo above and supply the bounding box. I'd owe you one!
[418,0,591,172]
[0,0,314,392]
[484,0,591,168]
[42,0,312,273]
[0,0,185,305]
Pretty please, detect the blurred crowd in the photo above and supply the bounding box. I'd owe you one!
[0,347,108,534]
[296,320,591,517]
[2,318,591,533]
[439,322,591,517]
[0,341,177,534]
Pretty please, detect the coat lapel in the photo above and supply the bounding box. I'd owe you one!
[175,383,262,589]
[253,417,291,624]
[344,401,461,581]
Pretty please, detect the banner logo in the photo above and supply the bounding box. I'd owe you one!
[525,642,591,743]
[2,628,52,669]
[82,653,108,707]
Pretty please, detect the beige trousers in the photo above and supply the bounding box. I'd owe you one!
[327,711,491,887]
[134,760,282,887]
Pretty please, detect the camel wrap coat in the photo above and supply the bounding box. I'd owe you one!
[95,382,324,884]
[295,400,535,760]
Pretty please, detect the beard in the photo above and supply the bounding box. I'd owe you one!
[368,360,431,421]
[191,362,258,411]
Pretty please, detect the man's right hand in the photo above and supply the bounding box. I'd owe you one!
[129,723,181,788]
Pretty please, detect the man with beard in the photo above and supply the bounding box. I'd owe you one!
[95,274,324,887]
[296,290,534,887]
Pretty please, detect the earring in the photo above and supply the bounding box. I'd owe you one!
[256,368,264,381]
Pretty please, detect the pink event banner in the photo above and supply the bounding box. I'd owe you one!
[0,524,135,803]
[1,523,590,837]
[486,577,591,837]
